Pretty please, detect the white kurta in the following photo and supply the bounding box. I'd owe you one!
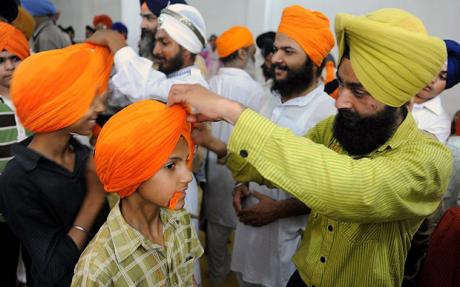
[231,84,337,287]
[111,46,208,285]
[206,67,269,228]
[412,96,451,143]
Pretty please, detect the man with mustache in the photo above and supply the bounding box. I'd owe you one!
[168,8,452,287]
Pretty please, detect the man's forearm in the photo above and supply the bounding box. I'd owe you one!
[276,198,311,219]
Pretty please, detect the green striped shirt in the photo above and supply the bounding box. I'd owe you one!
[226,109,452,287]
[71,201,203,287]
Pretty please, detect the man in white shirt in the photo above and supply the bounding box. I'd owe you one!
[411,62,451,143]
[88,4,207,285]
[203,26,268,286]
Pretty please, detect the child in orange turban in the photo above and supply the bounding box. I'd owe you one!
[72,100,204,286]
[0,43,113,286]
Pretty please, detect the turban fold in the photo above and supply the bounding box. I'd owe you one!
[94,100,194,199]
[22,0,57,17]
[146,0,187,17]
[278,5,335,67]
[93,14,113,29]
[11,43,113,133]
[158,4,206,54]
[0,22,30,60]
[335,8,447,107]
[0,0,18,23]
[216,26,254,58]
[445,39,460,90]
[12,7,36,40]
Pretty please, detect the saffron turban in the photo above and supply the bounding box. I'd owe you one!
[445,39,460,90]
[158,4,207,54]
[216,26,254,58]
[11,43,113,133]
[94,100,194,199]
[278,5,335,67]
[22,0,57,17]
[12,7,36,40]
[0,22,30,60]
[335,8,447,107]
[93,14,113,29]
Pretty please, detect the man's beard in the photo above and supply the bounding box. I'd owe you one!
[333,106,402,157]
[153,48,185,75]
[271,59,315,99]
[261,63,274,80]
[139,28,156,61]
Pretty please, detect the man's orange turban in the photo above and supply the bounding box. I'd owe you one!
[94,100,194,199]
[216,26,254,58]
[278,5,335,67]
[93,14,113,29]
[11,43,113,133]
[0,22,30,60]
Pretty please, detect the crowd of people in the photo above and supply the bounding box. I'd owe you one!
[0,0,459,286]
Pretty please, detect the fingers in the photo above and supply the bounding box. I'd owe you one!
[233,188,243,214]
[251,190,268,200]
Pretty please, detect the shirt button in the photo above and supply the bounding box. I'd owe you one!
[239,150,248,158]
[320,256,326,263]
[328,225,333,231]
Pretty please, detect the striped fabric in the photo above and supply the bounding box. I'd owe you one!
[226,109,452,287]
[71,201,203,287]
[0,101,17,172]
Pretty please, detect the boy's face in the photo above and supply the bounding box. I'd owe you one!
[138,137,193,210]
[67,92,107,135]
[0,50,21,89]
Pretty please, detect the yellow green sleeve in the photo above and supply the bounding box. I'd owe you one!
[227,109,452,223]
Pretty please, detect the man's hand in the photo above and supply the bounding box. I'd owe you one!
[232,184,251,214]
[86,30,127,54]
[237,191,280,227]
[192,123,228,157]
[168,84,245,125]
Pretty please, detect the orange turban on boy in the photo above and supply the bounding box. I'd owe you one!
[0,22,30,60]
[94,100,194,199]
[216,26,254,58]
[278,5,335,67]
[11,43,113,133]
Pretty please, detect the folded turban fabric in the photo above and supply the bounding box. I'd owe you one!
[146,0,187,17]
[22,0,57,17]
[0,0,18,23]
[278,5,335,67]
[11,43,113,133]
[93,14,113,29]
[12,7,36,40]
[0,22,30,60]
[94,100,194,199]
[335,8,447,107]
[445,39,460,90]
[216,26,254,58]
[158,4,206,54]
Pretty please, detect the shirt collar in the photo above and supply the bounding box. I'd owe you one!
[108,201,181,263]
[275,83,325,107]
[413,96,443,116]
[32,19,54,40]
[376,109,419,152]
[217,67,252,78]
[167,65,195,79]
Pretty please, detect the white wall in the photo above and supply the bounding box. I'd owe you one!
[51,0,460,116]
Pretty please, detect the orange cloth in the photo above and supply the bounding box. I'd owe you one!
[94,100,194,199]
[11,43,113,133]
[325,61,338,99]
[278,5,334,67]
[216,26,254,58]
[93,14,113,29]
[0,22,30,60]
[12,7,36,40]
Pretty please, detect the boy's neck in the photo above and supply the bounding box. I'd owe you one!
[28,131,74,172]
[121,195,164,246]
[0,85,10,98]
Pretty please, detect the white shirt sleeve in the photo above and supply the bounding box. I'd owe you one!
[112,46,171,103]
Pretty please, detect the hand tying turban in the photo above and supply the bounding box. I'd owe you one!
[444,39,460,90]
[11,43,113,133]
[278,5,335,67]
[0,22,30,60]
[216,26,254,58]
[94,100,194,198]
[93,14,113,29]
[335,8,447,107]
[158,4,206,54]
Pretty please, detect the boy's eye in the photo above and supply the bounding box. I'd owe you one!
[165,162,176,170]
